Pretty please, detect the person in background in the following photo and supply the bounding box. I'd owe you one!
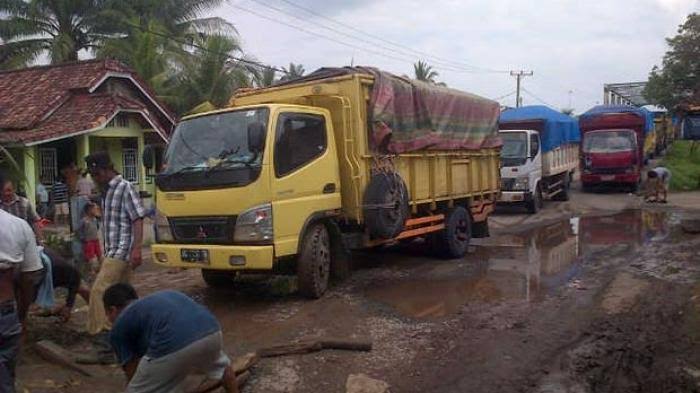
[645,167,672,203]
[1,178,42,242]
[0,172,44,393]
[84,151,145,339]
[60,162,80,197]
[103,284,238,393]
[78,202,102,282]
[37,247,91,323]
[51,177,70,226]
[35,182,49,218]
[76,171,95,198]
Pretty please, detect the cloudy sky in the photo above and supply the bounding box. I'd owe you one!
[215,0,698,113]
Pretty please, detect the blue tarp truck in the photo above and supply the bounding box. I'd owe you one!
[498,105,581,213]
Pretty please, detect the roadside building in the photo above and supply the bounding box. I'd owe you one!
[0,60,176,207]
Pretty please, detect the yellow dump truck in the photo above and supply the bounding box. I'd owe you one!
[148,67,501,297]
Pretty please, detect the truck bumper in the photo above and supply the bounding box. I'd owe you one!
[151,243,275,271]
[498,191,531,203]
[581,173,640,185]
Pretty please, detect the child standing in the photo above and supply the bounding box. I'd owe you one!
[79,202,101,281]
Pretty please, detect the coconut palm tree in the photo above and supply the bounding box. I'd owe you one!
[253,66,277,88]
[0,0,110,68]
[279,62,305,81]
[174,34,252,114]
[414,60,439,83]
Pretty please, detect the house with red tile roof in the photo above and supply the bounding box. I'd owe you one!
[0,59,177,207]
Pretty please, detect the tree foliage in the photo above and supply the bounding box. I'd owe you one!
[413,60,439,83]
[0,0,111,68]
[644,13,700,110]
[279,62,305,81]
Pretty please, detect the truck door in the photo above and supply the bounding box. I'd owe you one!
[271,110,341,257]
[529,133,543,190]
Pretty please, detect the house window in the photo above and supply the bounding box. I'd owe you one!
[38,148,57,184]
[122,148,139,184]
[107,114,130,128]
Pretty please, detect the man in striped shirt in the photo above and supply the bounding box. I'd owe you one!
[84,151,145,337]
[1,179,42,241]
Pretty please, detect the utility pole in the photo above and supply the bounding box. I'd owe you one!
[510,70,533,107]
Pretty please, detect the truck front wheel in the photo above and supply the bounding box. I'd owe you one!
[432,206,471,259]
[201,269,235,289]
[527,184,543,214]
[297,223,331,299]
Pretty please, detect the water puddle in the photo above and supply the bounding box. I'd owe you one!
[366,210,672,320]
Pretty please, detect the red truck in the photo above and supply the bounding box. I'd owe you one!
[579,105,651,192]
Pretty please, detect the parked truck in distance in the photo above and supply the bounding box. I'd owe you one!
[498,106,580,213]
[579,105,652,192]
[148,67,501,298]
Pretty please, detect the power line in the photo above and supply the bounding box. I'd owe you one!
[491,90,517,101]
[521,86,556,108]
[246,0,492,74]
[274,0,510,74]
[229,2,509,75]
[122,21,288,74]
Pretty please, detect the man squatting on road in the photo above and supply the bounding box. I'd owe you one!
[103,284,239,393]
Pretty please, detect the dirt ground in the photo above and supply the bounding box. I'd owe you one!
[14,186,700,393]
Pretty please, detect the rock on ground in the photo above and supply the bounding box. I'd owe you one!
[346,373,390,393]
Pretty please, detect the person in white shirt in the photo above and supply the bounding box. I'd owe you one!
[645,167,672,203]
[35,183,49,218]
[76,171,95,198]
[0,172,44,393]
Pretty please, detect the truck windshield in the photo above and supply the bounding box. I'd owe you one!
[500,132,528,166]
[157,107,270,190]
[583,130,636,153]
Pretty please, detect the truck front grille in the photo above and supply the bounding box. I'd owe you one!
[591,167,628,175]
[501,178,516,191]
[169,216,237,244]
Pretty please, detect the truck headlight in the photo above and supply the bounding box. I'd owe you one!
[154,209,173,242]
[234,203,273,244]
[513,177,529,190]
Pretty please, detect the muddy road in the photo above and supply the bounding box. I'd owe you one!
[15,189,700,393]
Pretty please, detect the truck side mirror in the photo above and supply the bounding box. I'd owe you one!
[248,122,266,153]
[142,144,155,170]
[529,137,540,158]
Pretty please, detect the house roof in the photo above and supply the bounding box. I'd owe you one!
[0,59,177,145]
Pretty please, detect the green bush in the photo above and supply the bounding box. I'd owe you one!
[661,141,700,191]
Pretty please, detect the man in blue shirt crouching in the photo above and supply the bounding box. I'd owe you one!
[103,284,239,392]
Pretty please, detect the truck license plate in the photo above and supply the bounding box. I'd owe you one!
[180,249,209,263]
[601,175,615,181]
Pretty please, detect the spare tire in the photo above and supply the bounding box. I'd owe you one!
[363,173,409,239]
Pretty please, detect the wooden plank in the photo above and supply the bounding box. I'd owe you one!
[34,340,93,377]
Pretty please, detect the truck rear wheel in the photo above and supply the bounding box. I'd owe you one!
[527,184,543,214]
[297,223,331,299]
[432,206,471,259]
[363,173,409,239]
[201,269,235,289]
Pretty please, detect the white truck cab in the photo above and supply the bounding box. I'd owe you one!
[499,129,577,213]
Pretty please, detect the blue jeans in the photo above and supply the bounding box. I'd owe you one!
[0,301,21,393]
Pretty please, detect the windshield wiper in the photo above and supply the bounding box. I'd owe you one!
[204,153,258,176]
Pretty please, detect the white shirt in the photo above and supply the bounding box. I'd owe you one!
[0,209,43,272]
[76,177,95,197]
[36,183,49,203]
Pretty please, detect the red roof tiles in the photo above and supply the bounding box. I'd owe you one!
[0,60,175,144]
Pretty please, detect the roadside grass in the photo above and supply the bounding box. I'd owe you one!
[661,141,700,191]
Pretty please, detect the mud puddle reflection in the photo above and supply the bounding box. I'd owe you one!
[366,210,671,320]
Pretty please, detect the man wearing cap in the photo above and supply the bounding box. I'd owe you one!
[84,152,145,340]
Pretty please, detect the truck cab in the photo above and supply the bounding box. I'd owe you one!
[152,104,342,282]
[580,128,640,190]
[499,129,543,211]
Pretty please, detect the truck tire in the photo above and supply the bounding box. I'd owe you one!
[201,269,235,289]
[297,223,331,299]
[527,184,543,214]
[363,173,409,239]
[432,206,471,259]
